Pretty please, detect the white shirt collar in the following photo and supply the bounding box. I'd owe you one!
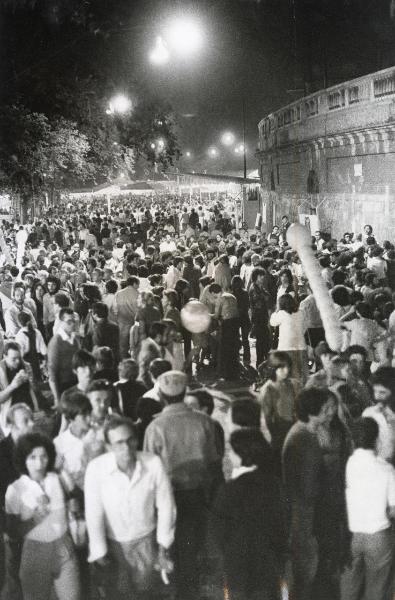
[231,465,257,480]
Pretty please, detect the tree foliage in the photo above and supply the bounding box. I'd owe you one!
[0,105,93,201]
[0,0,180,191]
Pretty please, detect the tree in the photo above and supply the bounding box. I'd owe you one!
[0,105,93,219]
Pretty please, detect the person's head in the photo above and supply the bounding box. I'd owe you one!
[104,416,138,471]
[149,321,169,346]
[207,283,222,300]
[279,268,293,287]
[162,289,178,311]
[92,301,109,321]
[14,433,56,481]
[184,388,214,415]
[229,428,273,471]
[4,341,22,370]
[296,387,337,426]
[13,283,25,305]
[331,285,350,307]
[250,266,266,286]
[6,403,34,441]
[345,345,368,376]
[229,399,261,432]
[59,307,75,335]
[72,349,95,387]
[355,301,373,320]
[157,370,187,405]
[371,367,395,409]
[319,255,331,269]
[118,359,139,382]
[149,359,172,385]
[278,293,297,314]
[364,272,377,288]
[356,417,379,451]
[87,379,113,420]
[126,276,140,290]
[93,346,114,371]
[364,224,373,236]
[53,292,70,317]
[105,279,118,295]
[46,275,60,295]
[17,311,33,329]
[330,355,351,381]
[267,351,292,382]
[231,275,244,293]
[61,392,92,437]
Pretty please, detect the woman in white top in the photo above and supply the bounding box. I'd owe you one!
[270,294,308,383]
[5,433,80,600]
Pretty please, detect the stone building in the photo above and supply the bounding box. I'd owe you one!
[257,66,395,241]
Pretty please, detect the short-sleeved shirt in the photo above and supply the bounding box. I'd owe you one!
[346,448,395,533]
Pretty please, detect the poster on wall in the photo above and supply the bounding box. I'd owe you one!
[299,214,319,233]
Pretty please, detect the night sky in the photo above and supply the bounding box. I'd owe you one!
[1,0,394,175]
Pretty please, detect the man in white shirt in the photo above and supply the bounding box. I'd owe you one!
[342,417,395,600]
[362,367,395,462]
[85,415,176,599]
[159,234,177,255]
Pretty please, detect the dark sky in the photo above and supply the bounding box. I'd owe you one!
[1,0,394,175]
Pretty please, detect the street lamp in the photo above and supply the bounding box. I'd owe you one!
[208,147,219,158]
[166,18,204,57]
[185,151,192,158]
[221,131,235,146]
[107,94,132,115]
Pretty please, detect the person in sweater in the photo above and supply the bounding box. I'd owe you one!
[48,308,81,406]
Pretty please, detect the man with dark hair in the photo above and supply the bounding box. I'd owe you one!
[91,301,120,363]
[137,322,168,389]
[43,275,61,339]
[363,366,395,462]
[113,359,147,419]
[48,308,81,406]
[342,417,395,600]
[114,276,140,359]
[282,387,336,600]
[85,415,176,600]
[0,342,38,435]
[144,370,221,600]
[4,283,37,338]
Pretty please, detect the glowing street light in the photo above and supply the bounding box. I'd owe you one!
[208,147,218,158]
[149,36,170,65]
[185,151,192,158]
[157,139,165,150]
[150,143,156,149]
[166,18,204,57]
[107,94,132,115]
[221,131,235,146]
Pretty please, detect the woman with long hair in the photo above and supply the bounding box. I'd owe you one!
[5,433,80,600]
[258,351,300,470]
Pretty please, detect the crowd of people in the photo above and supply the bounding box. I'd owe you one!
[0,193,393,599]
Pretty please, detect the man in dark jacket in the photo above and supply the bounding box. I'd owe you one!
[91,301,120,364]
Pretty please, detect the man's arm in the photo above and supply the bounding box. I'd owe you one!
[154,456,176,550]
[84,461,108,563]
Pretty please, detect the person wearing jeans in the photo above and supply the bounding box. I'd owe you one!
[341,417,395,600]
